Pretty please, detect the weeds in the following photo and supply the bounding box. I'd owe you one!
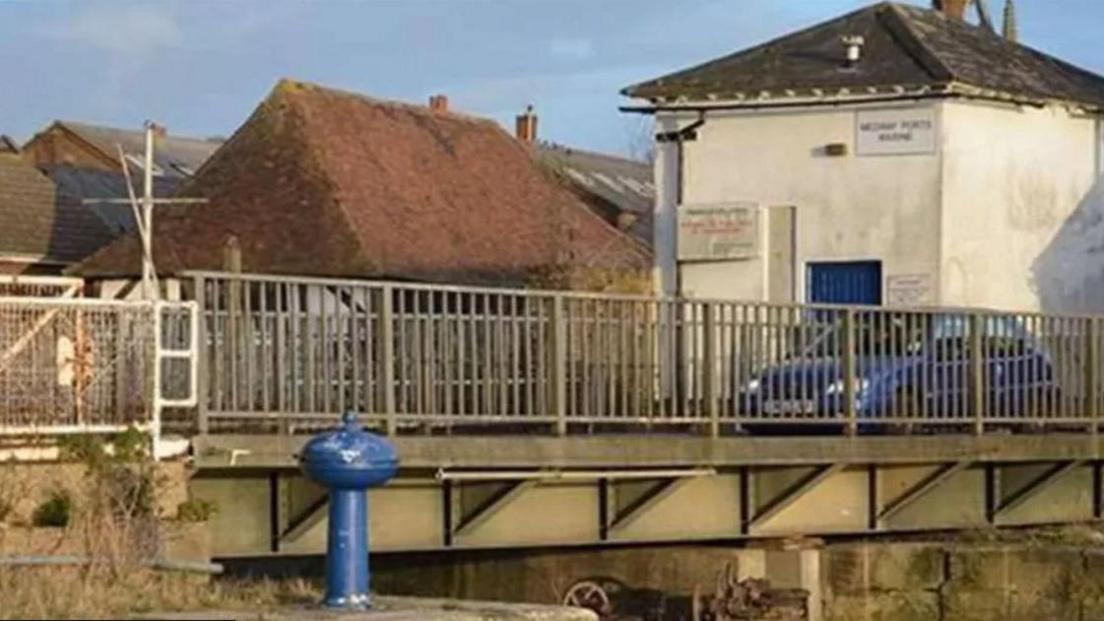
[30,490,72,527]
[176,497,218,523]
[0,428,250,618]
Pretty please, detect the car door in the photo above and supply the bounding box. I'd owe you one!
[925,316,971,420]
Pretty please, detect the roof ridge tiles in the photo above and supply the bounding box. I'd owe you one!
[880,3,956,82]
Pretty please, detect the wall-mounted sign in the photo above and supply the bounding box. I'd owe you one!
[886,273,934,307]
[856,107,937,156]
[677,203,759,261]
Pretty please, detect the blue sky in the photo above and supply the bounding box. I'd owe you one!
[1,0,1100,157]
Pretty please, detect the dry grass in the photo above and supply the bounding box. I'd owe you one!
[0,566,320,620]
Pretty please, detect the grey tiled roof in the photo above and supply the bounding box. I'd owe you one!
[537,143,654,246]
[59,121,221,179]
[44,165,181,234]
[624,2,1104,110]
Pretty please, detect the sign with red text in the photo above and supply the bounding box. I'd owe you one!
[677,203,759,261]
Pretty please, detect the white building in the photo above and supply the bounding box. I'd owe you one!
[623,1,1104,313]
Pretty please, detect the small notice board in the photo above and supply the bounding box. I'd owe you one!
[677,203,759,261]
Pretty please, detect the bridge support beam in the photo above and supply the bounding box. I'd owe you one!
[188,435,1104,558]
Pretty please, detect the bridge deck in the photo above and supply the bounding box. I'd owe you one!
[194,432,1104,470]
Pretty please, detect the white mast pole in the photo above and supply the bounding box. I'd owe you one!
[142,120,155,300]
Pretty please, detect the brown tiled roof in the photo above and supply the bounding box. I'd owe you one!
[0,153,115,264]
[76,80,650,283]
[624,2,1104,110]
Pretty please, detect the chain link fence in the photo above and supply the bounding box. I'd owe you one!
[0,298,157,435]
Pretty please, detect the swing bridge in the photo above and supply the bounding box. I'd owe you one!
[3,271,1104,557]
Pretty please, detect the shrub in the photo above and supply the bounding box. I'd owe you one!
[32,491,72,527]
[176,498,218,523]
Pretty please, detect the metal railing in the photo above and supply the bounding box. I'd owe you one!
[185,272,1104,436]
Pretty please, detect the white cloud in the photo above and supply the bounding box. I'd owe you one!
[548,37,594,61]
[44,4,182,55]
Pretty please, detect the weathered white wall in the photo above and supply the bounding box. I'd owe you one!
[656,102,944,302]
[941,101,1099,312]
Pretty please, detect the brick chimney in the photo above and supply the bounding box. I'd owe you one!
[428,94,449,112]
[933,0,970,20]
[515,105,537,144]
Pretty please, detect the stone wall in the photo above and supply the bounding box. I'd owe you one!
[822,541,1104,621]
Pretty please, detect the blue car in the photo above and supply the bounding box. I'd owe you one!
[739,312,1062,432]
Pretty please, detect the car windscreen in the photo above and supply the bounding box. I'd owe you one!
[796,312,1034,359]
[796,312,925,358]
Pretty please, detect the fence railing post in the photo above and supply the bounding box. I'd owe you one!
[970,314,986,435]
[380,284,397,436]
[192,275,209,435]
[703,303,719,437]
[842,309,857,436]
[551,294,567,436]
[1087,317,1100,437]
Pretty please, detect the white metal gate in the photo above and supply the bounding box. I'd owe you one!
[0,297,198,458]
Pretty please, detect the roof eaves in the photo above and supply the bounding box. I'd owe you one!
[629,82,955,112]
[0,253,71,266]
[945,82,1104,113]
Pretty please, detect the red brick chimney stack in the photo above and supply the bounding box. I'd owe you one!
[428,94,449,112]
[933,0,970,20]
[515,105,537,144]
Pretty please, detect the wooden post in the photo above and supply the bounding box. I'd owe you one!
[380,285,397,436]
[703,303,719,437]
[192,275,209,435]
[551,295,567,436]
[842,309,858,436]
[970,314,986,435]
[223,239,242,412]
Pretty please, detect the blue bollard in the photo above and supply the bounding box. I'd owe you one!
[299,411,398,609]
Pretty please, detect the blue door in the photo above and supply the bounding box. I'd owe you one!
[807,261,882,305]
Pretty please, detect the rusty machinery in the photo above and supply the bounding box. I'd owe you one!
[561,564,808,621]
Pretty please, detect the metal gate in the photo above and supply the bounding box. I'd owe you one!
[0,297,198,458]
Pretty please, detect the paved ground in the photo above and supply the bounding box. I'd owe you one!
[141,596,597,621]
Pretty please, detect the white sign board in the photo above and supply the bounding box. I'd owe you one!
[886,273,934,307]
[856,108,937,156]
[677,203,759,261]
